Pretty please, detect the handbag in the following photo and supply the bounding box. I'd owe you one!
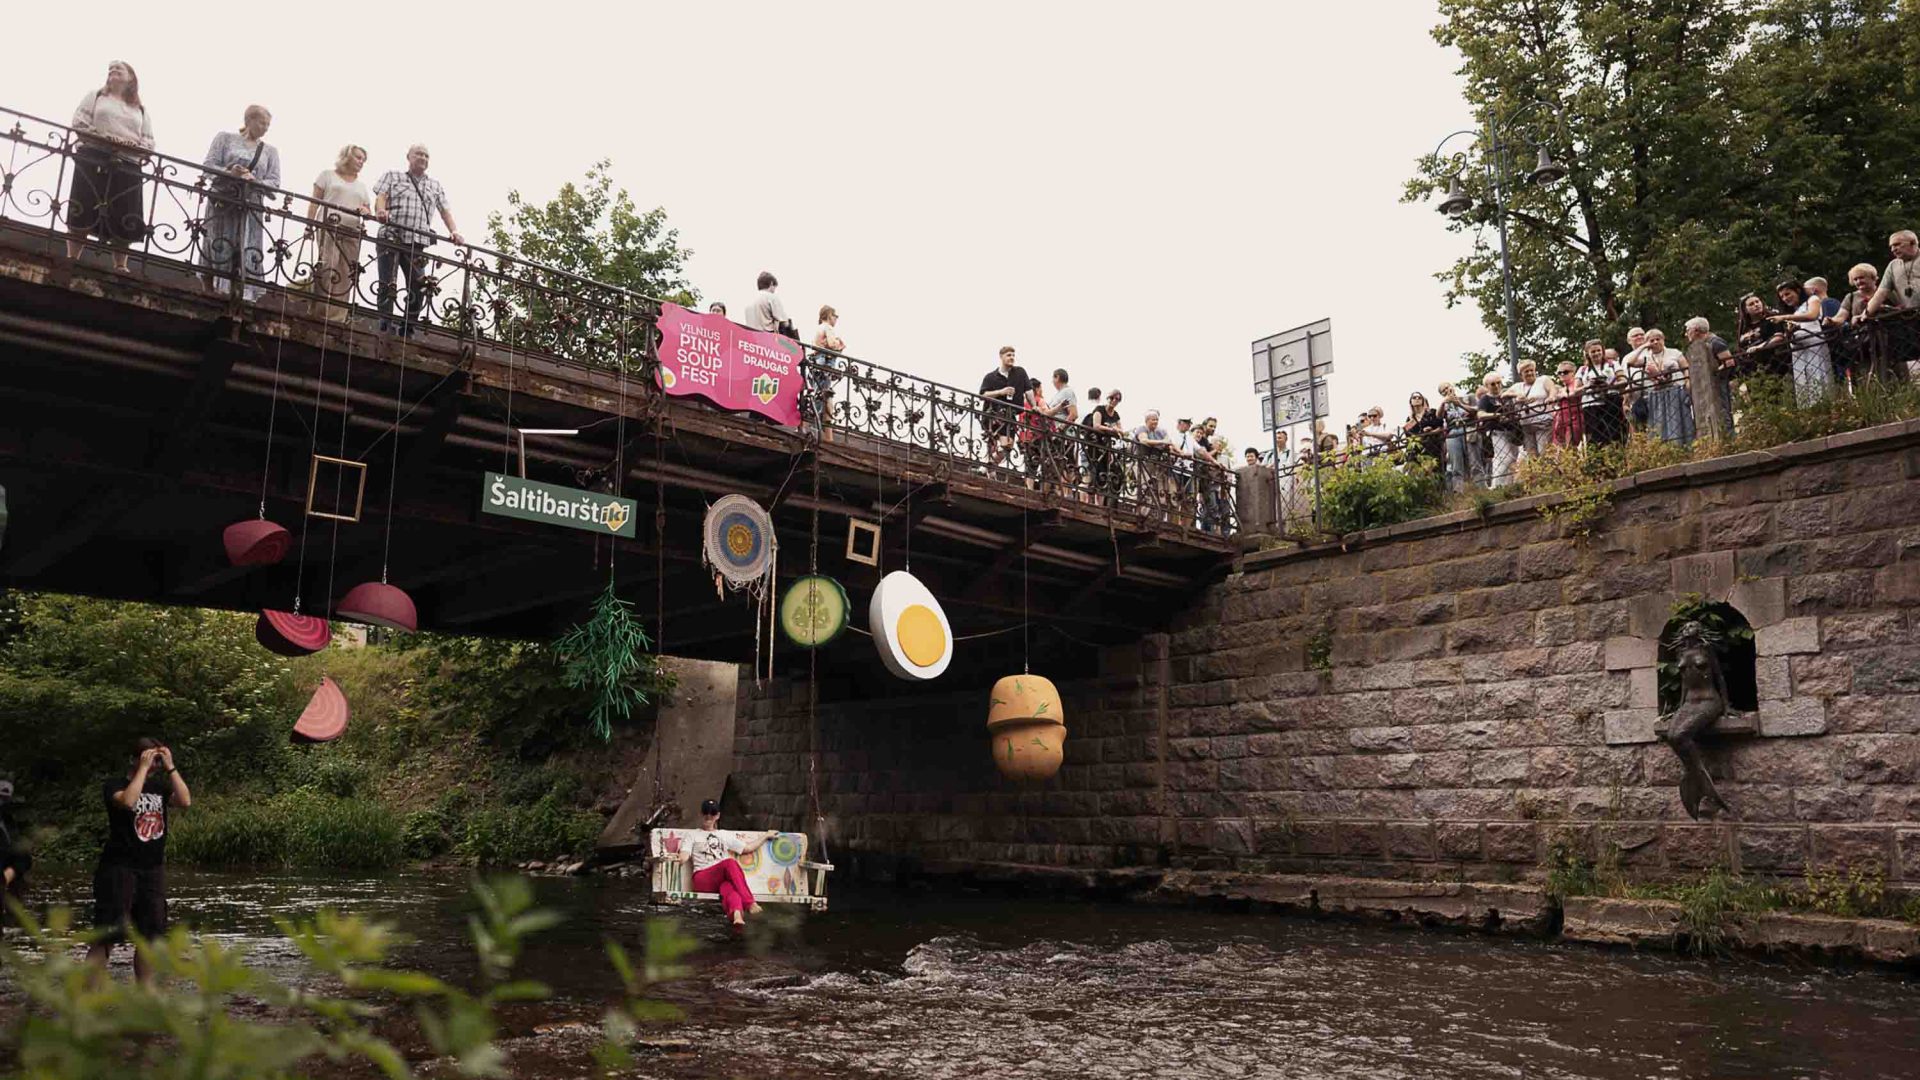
[211,140,265,201]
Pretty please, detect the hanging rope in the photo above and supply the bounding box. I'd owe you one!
[256,290,291,519]
[378,322,405,585]
[322,321,357,622]
[290,300,332,616]
[612,298,628,583]
[1023,509,1031,674]
[808,441,829,866]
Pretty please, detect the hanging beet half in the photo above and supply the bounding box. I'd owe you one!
[336,581,418,632]
[223,519,291,567]
[256,610,331,656]
[292,676,349,743]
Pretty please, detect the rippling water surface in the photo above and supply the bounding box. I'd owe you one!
[9,869,1919,1079]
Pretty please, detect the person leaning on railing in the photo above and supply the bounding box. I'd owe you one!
[1437,382,1479,490]
[309,145,376,322]
[1576,339,1627,446]
[1512,361,1555,462]
[198,105,281,302]
[1550,362,1584,447]
[809,304,844,437]
[1477,372,1520,488]
[1768,279,1834,406]
[1864,229,1920,382]
[1639,328,1695,443]
[65,60,155,274]
[372,144,464,337]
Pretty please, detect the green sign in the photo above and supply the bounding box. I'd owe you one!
[481,473,637,538]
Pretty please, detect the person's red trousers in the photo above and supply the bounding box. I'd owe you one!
[691,859,753,918]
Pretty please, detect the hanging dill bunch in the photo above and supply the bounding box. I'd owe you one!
[556,582,657,741]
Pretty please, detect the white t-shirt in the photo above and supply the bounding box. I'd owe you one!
[688,828,746,873]
[1046,386,1075,420]
[312,170,373,231]
[814,323,844,353]
[746,289,789,333]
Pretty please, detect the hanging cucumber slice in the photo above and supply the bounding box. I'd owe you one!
[780,575,849,648]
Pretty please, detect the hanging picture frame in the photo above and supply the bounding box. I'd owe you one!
[845,518,881,567]
[304,453,368,523]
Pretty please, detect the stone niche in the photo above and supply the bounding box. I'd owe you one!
[1602,557,1827,747]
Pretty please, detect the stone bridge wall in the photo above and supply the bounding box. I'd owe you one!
[731,421,1920,883]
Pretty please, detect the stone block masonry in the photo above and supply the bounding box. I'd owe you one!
[730,421,1920,884]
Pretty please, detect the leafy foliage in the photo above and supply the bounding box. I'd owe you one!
[1313,450,1445,535]
[1510,433,1694,535]
[168,791,405,870]
[484,161,697,363]
[555,583,665,742]
[1407,0,1920,365]
[0,878,697,1079]
[1726,372,1920,452]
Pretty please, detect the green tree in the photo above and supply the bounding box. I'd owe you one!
[1406,0,1920,366]
[484,162,697,365]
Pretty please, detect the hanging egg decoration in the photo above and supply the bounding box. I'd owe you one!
[987,674,1066,781]
[222,518,290,567]
[291,676,349,743]
[869,570,952,680]
[336,581,419,632]
[779,575,849,648]
[256,610,332,656]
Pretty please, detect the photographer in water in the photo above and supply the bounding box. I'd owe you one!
[86,737,191,983]
[1,778,31,906]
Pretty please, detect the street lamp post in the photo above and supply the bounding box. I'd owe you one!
[1430,103,1569,376]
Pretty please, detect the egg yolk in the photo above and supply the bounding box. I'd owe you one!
[896,604,947,667]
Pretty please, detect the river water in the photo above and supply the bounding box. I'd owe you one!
[7,869,1920,1079]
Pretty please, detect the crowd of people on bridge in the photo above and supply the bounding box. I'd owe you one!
[51,61,1244,534]
[61,61,466,337]
[1264,237,1920,501]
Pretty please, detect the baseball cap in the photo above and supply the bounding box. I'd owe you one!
[699,798,721,815]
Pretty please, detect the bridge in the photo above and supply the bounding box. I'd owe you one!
[0,105,1236,687]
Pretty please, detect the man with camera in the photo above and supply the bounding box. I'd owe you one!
[85,737,192,984]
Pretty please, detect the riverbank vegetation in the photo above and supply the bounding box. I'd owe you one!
[1544,839,1920,955]
[0,877,696,1079]
[0,592,672,872]
[1278,373,1920,542]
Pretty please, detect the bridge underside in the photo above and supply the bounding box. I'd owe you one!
[0,225,1229,690]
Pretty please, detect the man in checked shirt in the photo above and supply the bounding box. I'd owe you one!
[372,143,465,337]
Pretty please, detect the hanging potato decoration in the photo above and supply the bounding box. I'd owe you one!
[987,674,1066,781]
[780,575,849,648]
[870,570,952,680]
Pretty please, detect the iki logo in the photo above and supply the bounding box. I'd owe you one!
[751,374,780,404]
[602,500,631,534]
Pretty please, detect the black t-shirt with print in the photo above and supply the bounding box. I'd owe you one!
[100,777,169,869]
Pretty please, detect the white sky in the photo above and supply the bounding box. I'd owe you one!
[3,0,1491,454]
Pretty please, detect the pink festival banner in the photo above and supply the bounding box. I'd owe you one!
[654,302,804,427]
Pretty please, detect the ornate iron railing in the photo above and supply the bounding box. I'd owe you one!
[801,344,1237,532]
[0,103,1237,537]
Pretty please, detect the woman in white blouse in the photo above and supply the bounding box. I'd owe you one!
[309,145,377,320]
[66,60,155,272]
[1513,360,1556,460]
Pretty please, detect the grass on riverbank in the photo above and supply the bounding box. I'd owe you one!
[1544,840,1920,955]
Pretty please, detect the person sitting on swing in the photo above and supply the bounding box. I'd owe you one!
[675,799,777,935]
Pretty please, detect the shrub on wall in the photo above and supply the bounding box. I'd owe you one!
[1314,451,1444,535]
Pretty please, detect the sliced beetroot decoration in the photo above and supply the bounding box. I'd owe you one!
[336,581,418,632]
[222,519,291,567]
[256,610,331,656]
[292,676,349,743]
